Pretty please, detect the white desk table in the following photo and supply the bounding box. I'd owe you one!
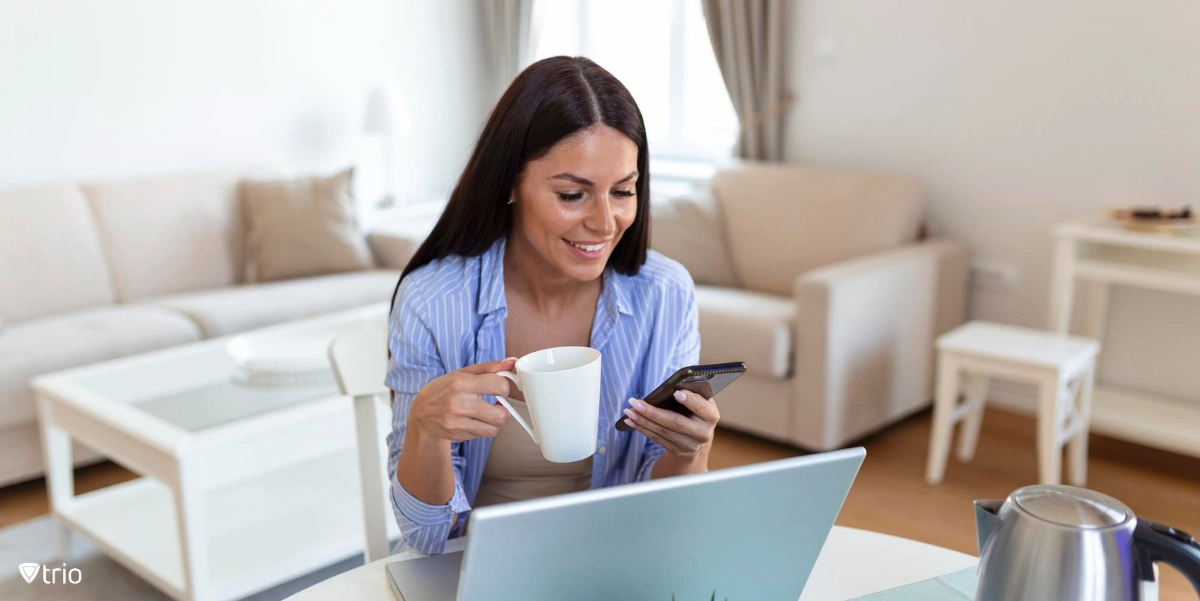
[1049,218,1200,457]
[286,526,978,601]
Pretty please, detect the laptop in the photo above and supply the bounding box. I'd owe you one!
[387,447,865,601]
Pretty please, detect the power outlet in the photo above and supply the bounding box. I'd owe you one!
[971,260,1020,292]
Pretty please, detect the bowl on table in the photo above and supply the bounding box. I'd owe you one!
[1108,205,1197,234]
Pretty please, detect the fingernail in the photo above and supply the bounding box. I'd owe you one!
[504,357,517,362]
[632,399,648,411]
[674,390,687,402]
[623,408,638,421]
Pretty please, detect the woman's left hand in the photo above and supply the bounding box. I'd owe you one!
[623,389,719,459]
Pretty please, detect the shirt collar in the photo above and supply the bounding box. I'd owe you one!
[476,237,634,318]
[477,238,507,316]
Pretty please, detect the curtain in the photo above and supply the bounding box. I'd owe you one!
[702,0,792,161]
[482,0,536,100]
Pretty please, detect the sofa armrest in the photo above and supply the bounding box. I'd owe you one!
[366,229,425,270]
[790,238,970,450]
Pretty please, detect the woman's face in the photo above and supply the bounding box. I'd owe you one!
[512,124,639,283]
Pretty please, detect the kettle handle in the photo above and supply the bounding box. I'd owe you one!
[1134,519,1200,594]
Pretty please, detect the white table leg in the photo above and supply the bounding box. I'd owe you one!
[38,398,75,559]
[926,355,960,484]
[956,374,990,462]
[1068,364,1096,486]
[1037,373,1064,485]
[1081,281,1111,340]
[1048,238,1077,334]
[1081,281,1110,370]
[174,462,210,601]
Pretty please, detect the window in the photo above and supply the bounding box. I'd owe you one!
[532,0,739,161]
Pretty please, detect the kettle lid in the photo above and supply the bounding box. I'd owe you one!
[1013,485,1131,529]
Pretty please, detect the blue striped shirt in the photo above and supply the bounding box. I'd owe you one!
[384,237,699,555]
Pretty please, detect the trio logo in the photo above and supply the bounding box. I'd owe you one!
[17,562,82,584]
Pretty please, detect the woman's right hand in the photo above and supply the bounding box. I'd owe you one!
[408,358,518,441]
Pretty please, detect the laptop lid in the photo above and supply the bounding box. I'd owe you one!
[453,447,865,601]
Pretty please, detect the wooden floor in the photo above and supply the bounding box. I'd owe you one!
[2,408,1198,599]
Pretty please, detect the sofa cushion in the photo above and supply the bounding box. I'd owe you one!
[0,185,116,323]
[650,186,740,287]
[711,163,924,296]
[240,168,374,283]
[695,285,795,380]
[0,305,202,430]
[141,270,400,337]
[81,170,253,300]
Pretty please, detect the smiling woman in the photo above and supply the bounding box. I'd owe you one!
[383,56,717,555]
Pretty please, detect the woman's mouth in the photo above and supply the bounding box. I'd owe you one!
[563,239,607,260]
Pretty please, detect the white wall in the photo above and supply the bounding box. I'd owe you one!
[0,0,488,207]
[786,0,1200,403]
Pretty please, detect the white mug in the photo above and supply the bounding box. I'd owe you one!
[494,346,602,463]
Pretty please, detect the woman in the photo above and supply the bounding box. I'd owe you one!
[385,56,718,555]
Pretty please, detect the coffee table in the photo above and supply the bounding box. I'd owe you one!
[33,303,399,601]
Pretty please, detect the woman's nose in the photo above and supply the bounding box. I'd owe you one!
[584,196,618,236]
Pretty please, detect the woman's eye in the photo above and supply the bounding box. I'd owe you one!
[612,189,635,198]
[556,192,584,201]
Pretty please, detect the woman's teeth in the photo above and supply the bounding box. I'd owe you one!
[570,242,604,252]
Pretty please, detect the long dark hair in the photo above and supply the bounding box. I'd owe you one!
[395,56,651,295]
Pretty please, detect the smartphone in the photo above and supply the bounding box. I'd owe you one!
[614,361,747,431]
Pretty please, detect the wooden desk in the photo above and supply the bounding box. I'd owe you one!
[1049,218,1200,458]
[285,526,978,601]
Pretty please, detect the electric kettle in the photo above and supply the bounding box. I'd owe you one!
[974,485,1200,601]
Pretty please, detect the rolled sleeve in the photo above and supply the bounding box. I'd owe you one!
[635,444,667,482]
[385,284,472,555]
[389,466,472,555]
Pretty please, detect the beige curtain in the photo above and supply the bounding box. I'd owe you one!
[482,0,536,100]
[702,0,791,161]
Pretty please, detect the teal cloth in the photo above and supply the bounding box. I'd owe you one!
[849,567,978,600]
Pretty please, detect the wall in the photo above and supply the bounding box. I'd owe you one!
[0,0,488,209]
[786,0,1200,403]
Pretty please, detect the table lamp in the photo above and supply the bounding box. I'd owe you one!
[363,85,412,208]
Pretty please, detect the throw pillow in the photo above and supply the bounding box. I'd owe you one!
[239,168,374,282]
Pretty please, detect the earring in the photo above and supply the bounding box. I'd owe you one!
[507,196,515,205]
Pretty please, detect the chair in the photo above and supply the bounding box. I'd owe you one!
[649,162,972,450]
[329,330,393,563]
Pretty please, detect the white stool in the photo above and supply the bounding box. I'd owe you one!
[926,321,1099,486]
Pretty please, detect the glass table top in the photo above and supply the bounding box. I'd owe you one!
[54,304,388,434]
[131,379,341,433]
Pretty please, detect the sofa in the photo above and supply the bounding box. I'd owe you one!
[651,163,970,450]
[0,169,418,486]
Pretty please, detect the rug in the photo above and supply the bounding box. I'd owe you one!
[0,517,362,601]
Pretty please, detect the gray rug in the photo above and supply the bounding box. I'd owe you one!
[0,517,362,600]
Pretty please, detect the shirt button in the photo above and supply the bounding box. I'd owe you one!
[598,446,607,455]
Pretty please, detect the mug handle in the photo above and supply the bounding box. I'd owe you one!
[494,371,538,444]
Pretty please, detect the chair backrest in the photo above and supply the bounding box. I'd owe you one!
[329,330,392,562]
[330,330,391,398]
[710,163,925,296]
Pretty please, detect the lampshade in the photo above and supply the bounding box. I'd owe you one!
[362,85,412,136]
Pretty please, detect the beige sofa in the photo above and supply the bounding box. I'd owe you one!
[0,170,416,486]
[652,163,970,450]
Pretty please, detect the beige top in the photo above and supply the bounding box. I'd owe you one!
[473,400,593,508]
